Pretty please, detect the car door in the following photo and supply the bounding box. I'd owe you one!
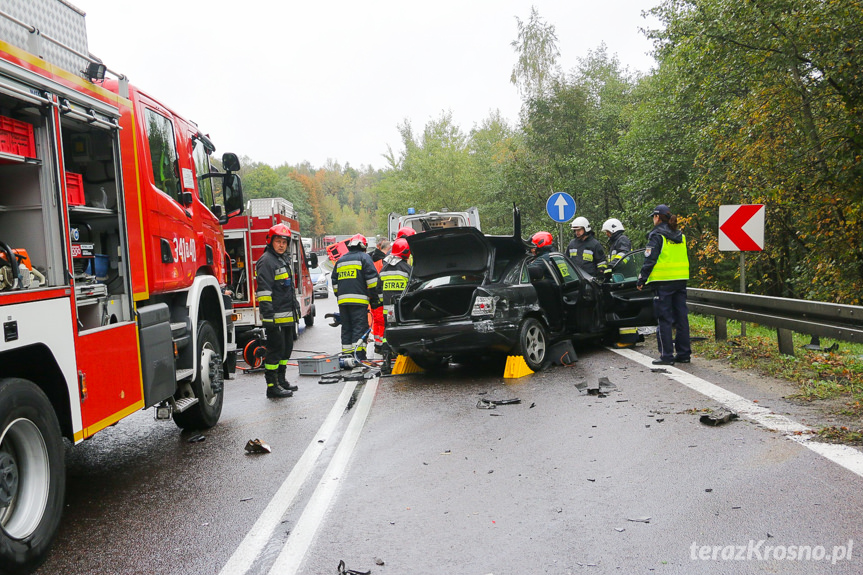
[601,248,656,328]
[547,253,603,336]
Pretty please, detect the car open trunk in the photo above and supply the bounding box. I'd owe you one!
[397,285,478,321]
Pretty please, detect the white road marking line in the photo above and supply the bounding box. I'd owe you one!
[267,376,379,575]
[218,380,359,575]
[611,347,863,478]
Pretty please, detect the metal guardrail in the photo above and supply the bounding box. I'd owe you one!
[686,288,863,355]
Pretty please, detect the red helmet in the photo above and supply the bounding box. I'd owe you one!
[396,226,416,239]
[391,238,411,259]
[267,223,291,244]
[347,233,368,249]
[531,231,553,249]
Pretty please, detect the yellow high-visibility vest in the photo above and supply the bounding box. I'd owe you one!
[647,234,689,282]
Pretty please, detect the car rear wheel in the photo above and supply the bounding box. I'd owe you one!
[515,317,548,371]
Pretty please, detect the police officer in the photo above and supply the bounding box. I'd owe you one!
[636,204,691,365]
[567,217,607,278]
[379,237,412,364]
[332,233,381,361]
[256,223,298,398]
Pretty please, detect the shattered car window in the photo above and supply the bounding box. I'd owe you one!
[550,255,579,285]
[609,251,642,283]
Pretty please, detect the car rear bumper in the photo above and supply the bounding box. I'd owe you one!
[386,317,519,356]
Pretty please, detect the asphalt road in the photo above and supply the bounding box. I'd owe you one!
[35,294,863,575]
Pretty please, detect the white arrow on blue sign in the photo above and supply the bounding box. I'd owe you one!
[546,192,576,223]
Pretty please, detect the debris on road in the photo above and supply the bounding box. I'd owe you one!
[319,374,343,385]
[615,527,626,532]
[187,434,206,443]
[476,397,521,409]
[374,557,385,566]
[244,438,272,454]
[575,377,617,397]
[337,559,371,575]
[651,367,670,373]
[699,408,739,426]
[627,516,651,523]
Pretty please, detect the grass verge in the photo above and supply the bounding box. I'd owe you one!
[688,314,863,444]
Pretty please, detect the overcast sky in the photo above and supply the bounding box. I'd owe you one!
[77,1,659,170]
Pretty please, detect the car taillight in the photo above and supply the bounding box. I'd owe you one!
[472,295,495,317]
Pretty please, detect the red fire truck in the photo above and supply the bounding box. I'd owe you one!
[223,198,318,367]
[0,2,243,572]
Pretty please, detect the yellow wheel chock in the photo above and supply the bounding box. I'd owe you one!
[503,355,534,378]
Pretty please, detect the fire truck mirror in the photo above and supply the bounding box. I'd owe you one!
[223,173,244,219]
[180,191,194,206]
[307,252,319,269]
[222,152,241,172]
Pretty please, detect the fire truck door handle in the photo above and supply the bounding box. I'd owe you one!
[184,209,192,219]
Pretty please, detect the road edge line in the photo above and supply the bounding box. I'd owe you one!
[267,376,379,575]
[610,347,863,479]
[218,380,359,575]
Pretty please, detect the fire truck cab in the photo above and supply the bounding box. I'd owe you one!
[223,198,318,367]
[0,2,243,572]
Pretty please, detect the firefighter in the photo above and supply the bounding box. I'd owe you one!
[396,226,416,264]
[530,231,554,260]
[256,223,299,398]
[601,218,632,269]
[396,226,416,239]
[602,218,638,345]
[370,239,389,354]
[332,233,381,361]
[379,237,412,365]
[567,217,607,278]
[636,204,691,365]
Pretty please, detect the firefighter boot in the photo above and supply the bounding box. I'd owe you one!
[277,365,298,392]
[266,370,293,398]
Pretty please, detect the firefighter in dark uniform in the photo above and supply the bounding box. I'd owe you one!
[602,218,638,345]
[637,204,691,365]
[256,223,299,398]
[601,218,632,269]
[378,237,412,366]
[567,217,607,278]
[332,233,381,360]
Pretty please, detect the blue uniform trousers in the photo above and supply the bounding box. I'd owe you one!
[339,304,369,360]
[652,280,691,362]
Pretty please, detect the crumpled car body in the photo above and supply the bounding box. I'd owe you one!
[385,209,655,371]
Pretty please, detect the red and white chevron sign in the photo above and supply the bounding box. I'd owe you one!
[718,204,765,251]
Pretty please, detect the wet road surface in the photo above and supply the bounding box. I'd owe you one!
[35,295,863,574]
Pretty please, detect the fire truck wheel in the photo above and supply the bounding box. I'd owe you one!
[0,378,65,575]
[304,304,315,327]
[173,321,224,430]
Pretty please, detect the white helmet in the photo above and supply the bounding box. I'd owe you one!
[602,218,624,233]
[570,216,591,232]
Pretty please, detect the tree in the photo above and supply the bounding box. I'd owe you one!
[510,6,561,99]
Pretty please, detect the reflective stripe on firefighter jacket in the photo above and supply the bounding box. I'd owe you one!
[607,230,632,265]
[566,232,607,277]
[379,255,411,315]
[332,250,380,306]
[646,234,689,283]
[255,247,296,324]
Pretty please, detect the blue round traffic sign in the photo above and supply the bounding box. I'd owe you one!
[546,192,576,223]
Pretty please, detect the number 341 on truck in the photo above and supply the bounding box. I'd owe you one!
[0,1,245,572]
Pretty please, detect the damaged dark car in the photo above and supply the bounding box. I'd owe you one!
[385,208,655,371]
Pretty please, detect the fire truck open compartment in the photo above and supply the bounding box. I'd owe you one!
[0,86,133,331]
